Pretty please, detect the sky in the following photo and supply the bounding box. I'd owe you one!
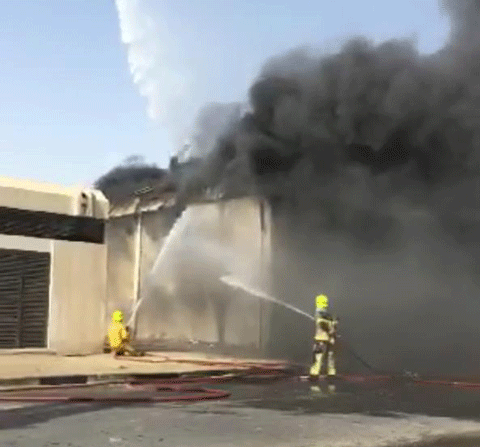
[0,0,450,187]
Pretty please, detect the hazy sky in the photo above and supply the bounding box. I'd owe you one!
[0,0,450,186]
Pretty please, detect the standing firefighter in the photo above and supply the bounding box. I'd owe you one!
[108,310,143,357]
[309,294,338,379]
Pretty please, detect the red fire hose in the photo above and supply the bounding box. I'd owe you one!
[0,361,293,404]
[117,356,480,390]
[4,357,480,404]
[0,383,231,403]
[4,374,480,404]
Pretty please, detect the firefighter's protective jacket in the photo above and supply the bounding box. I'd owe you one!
[314,311,338,344]
[108,322,129,349]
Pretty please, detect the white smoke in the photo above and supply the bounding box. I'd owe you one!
[114,0,190,128]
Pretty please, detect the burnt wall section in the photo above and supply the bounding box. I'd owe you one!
[106,198,272,357]
[269,198,480,376]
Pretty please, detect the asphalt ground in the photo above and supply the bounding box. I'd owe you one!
[3,378,480,446]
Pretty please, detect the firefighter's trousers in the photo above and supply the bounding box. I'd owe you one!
[309,341,336,377]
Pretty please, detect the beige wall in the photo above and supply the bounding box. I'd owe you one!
[139,210,179,293]
[0,185,73,215]
[0,178,109,354]
[0,177,109,218]
[48,240,107,354]
[106,198,273,356]
[105,209,178,323]
[0,234,107,355]
[105,216,137,318]
[0,234,51,253]
[136,199,271,350]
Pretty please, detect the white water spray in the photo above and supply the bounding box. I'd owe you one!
[127,208,193,327]
[220,275,315,321]
[127,292,146,328]
[151,208,193,273]
[114,0,188,130]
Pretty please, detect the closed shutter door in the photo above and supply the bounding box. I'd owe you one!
[0,252,23,348]
[20,252,50,348]
[0,249,50,349]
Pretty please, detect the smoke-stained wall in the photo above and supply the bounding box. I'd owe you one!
[105,216,137,321]
[269,195,480,376]
[105,209,178,323]
[106,198,273,357]
[106,191,480,374]
[139,210,179,289]
[135,198,271,354]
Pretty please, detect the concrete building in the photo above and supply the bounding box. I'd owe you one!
[106,194,273,357]
[0,177,109,355]
[105,173,480,375]
[106,192,179,329]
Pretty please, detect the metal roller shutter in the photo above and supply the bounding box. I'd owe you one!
[0,249,50,349]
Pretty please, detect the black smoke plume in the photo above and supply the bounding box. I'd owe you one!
[209,47,478,192]
[189,1,480,375]
[174,102,246,202]
[95,155,170,204]
[194,0,480,236]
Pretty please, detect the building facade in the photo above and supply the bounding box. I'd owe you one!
[0,177,108,354]
[106,196,273,357]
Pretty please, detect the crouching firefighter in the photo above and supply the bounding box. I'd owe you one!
[108,310,144,357]
[309,294,338,380]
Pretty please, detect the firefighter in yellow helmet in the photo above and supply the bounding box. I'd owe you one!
[309,294,338,379]
[107,310,143,357]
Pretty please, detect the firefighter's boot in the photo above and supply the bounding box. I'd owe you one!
[327,349,336,377]
[309,352,323,378]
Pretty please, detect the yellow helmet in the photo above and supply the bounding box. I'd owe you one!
[315,294,328,310]
[112,310,124,323]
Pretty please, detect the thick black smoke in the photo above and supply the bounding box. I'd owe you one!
[442,0,480,54]
[190,1,480,375]
[192,1,480,237]
[174,102,247,202]
[95,155,171,204]
[207,47,478,194]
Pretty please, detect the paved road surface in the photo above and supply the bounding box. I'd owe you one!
[2,380,480,446]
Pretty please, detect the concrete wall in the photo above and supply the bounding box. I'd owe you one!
[48,240,108,354]
[0,234,107,355]
[136,198,271,353]
[0,176,109,218]
[106,198,273,357]
[105,209,178,324]
[0,234,51,253]
[0,177,109,354]
[139,210,180,294]
[104,216,138,320]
